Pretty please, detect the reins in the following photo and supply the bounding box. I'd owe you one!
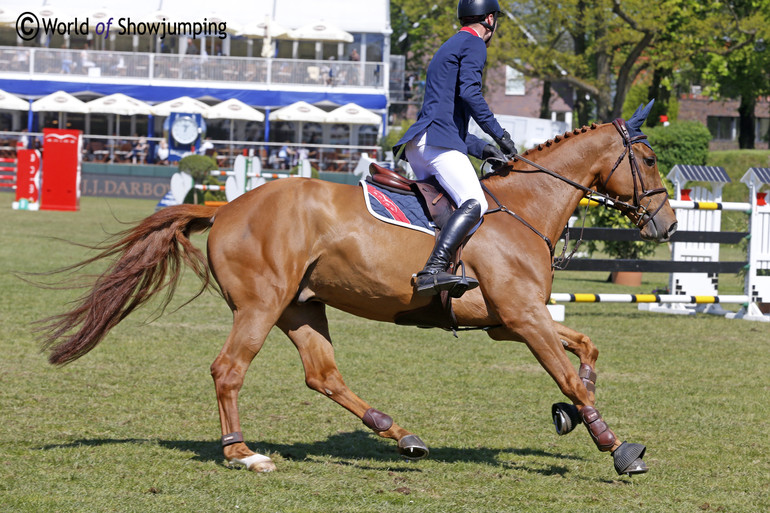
[481,119,669,268]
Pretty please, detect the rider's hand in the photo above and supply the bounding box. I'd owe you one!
[495,130,518,157]
[482,144,507,168]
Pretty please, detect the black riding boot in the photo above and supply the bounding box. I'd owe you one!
[414,199,482,298]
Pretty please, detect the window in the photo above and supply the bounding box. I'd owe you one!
[757,117,770,143]
[707,116,736,140]
[505,65,525,96]
[365,33,384,62]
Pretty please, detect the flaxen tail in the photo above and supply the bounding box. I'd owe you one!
[40,204,219,365]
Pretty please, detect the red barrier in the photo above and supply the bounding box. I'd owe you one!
[13,149,41,210]
[40,128,81,211]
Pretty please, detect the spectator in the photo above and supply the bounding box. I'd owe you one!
[349,48,360,61]
[18,129,29,150]
[156,139,169,164]
[198,137,215,156]
[277,142,294,169]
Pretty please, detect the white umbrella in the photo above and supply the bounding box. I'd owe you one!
[0,89,30,111]
[269,101,328,144]
[151,96,210,117]
[0,6,17,26]
[86,93,152,116]
[31,91,89,114]
[289,21,354,43]
[324,103,381,125]
[324,104,381,168]
[207,98,265,157]
[87,93,153,160]
[32,90,88,137]
[237,17,291,39]
[269,101,328,123]
[207,98,265,121]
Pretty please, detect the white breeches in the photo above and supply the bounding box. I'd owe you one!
[404,131,488,215]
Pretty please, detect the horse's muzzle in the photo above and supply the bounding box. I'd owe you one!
[641,216,677,243]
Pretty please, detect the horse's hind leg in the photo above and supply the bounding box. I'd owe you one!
[211,309,278,472]
[277,302,429,460]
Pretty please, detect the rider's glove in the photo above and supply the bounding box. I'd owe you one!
[494,130,518,157]
[482,144,507,168]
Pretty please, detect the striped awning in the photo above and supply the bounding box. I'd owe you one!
[668,165,731,184]
[747,168,770,184]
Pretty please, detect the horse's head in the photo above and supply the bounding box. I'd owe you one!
[595,101,678,242]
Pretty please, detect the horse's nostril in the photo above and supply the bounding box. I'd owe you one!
[668,222,678,237]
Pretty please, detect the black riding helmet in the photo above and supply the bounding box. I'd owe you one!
[457,0,500,35]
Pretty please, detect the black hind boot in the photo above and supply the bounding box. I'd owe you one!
[414,199,481,298]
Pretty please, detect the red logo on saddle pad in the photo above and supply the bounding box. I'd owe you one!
[366,184,410,223]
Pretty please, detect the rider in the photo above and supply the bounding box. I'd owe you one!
[394,0,517,298]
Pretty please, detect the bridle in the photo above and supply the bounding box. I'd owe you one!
[481,119,669,261]
[605,118,669,228]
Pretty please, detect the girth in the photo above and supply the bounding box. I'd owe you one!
[368,163,466,333]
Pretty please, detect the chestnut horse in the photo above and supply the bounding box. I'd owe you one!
[41,114,678,476]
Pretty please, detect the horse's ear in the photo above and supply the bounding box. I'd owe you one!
[627,99,655,131]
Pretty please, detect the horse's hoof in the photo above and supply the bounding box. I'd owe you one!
[248,460,277,473]
[231,454,276,473]
[397,434,429,460]
[552,402,580,435]
[613,441,648,476]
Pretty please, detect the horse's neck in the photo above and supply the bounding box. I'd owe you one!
[485,125,617,243]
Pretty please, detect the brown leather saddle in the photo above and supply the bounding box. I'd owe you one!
[368,162,455,229]
[367,163,469,333]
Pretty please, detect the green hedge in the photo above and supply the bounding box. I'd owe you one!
[646,121,712,176]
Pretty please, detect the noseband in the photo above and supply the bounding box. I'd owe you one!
[604,119,668,229]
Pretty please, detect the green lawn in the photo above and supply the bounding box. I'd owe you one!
[1,195,768,512]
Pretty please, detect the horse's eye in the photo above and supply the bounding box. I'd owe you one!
[644,157,656,167]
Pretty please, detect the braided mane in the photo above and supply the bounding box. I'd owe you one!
[481,123,599,180]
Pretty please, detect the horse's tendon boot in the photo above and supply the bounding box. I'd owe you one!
[362,408,393,432]
[580,405,617,451]
[579,363,597,394]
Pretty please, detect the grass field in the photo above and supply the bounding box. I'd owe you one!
[1,194,768,512]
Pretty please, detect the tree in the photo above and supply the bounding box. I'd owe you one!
[688,1,770,148]
[491,0,704,124]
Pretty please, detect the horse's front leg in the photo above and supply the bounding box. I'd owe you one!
[550,322,599,430]
[487,306,648,475]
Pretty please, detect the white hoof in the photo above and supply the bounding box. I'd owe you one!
[232,453,276,473]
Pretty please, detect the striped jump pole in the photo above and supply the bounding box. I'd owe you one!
[578,197,751,212]
[210,170,292,179]
[550,293,751,304]
[562,166,769,322]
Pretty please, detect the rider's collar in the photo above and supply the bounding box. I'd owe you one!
[459,26,481,38]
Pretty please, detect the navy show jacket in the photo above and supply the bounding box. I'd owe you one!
[394,29,505,160]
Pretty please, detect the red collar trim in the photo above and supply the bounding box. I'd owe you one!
[460,27,481,38]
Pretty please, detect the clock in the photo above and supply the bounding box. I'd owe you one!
[171,115,200,145]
